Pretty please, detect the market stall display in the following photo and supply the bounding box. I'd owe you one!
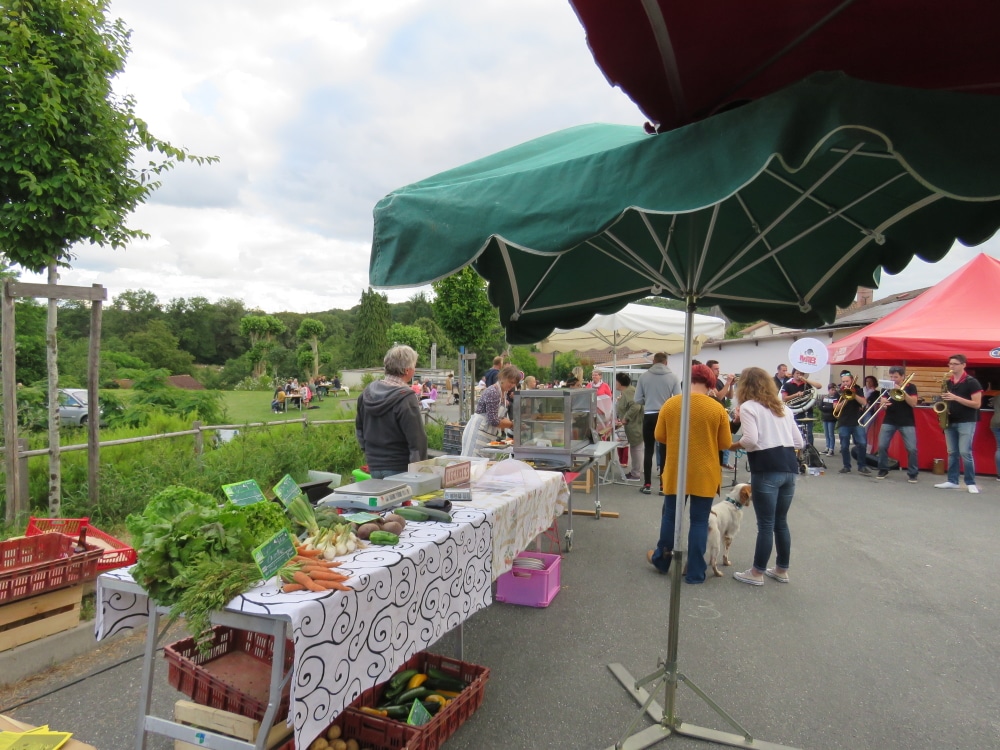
[97,468,569,750]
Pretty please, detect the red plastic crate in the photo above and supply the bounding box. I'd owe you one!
[495,551,561,607]
[352,652,490,750]
[0,533,103,605]
[26,516,137,571]
[164,626,294,722]
[275,709,421,750]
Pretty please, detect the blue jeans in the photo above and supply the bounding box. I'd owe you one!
[750,471,797,572]
[823,421,836,452]
[944,421,977,486]
[877,424,918,479]
[650,494,713,584]
[994,427,1000,481]
[838,425,867,470]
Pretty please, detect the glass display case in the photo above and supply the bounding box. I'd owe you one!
[512,389,595,468]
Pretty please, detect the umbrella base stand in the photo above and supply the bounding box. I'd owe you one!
[606,662,802,750]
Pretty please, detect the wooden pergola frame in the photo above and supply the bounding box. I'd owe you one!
[1,280,106,524]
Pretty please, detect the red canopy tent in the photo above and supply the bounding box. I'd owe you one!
[829,253,1000,367]
[570,0,1000,132]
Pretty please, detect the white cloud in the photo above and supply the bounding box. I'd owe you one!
[13,0,1000,313]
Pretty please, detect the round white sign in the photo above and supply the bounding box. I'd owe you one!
[787,337,829,373]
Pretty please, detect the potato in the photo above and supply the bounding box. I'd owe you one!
[345,740,359,750]
[383,513,407,528]
[309,737,329,750]
[381,521,403,536]
[326,724,342,740]
[355,522,380,540]
[331,740,347,750]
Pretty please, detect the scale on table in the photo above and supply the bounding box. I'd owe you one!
[324,479,412,511]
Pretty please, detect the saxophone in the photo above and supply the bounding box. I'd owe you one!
[932,372,950,429]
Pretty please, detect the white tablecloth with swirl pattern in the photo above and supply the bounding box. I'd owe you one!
[95,468,568,750]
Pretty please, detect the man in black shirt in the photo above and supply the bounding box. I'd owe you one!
[835,371,871,475]
[935,354,983,493]
[780,369,822,446]
[875,366,919,482]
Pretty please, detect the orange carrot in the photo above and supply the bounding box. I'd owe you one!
[305,569,349,581]
[317,580,352,591]
[282,583,306,593]
[295,546,323,558]
[294,556,342,567]
[292,570,325,592]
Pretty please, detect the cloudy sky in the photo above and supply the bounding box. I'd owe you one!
[18,0,1000,313]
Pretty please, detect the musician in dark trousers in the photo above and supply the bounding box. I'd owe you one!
[935,354,983,494]
[819,383,839,456]
[875,366,920,482]
[780,369,822,446]
[835,371,871,475]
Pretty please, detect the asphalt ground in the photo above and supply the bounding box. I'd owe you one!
[2,433,998,750]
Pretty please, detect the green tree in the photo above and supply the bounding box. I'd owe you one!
[552,352,581,382]
[104,289,163,338]
[296,318,326,379]
[0,0,214,271]
[412,317,455,358]
[350,288,391,368]
[12,298,47,384]
[432,268,501,359]
[507,346,540,381]
[240,314,287,378]
[123,320,194,374]
[393,291,435,325]
[387,323,430,357]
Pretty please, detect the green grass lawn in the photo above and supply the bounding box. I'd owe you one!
[220,390,355,425]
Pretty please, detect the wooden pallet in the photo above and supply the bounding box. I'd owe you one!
[0,584,82,652]
[173,700,292,750]
[570,465,594,493]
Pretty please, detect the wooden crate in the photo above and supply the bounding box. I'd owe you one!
[173,700,292,750]
[571,465,593,494]
[0,584,82,652]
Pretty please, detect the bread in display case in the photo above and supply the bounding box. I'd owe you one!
[512,389,595,468]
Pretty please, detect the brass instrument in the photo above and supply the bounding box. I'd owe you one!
[859,373,915,428]
[831,376,857,419]
[786,385,817,414]
[932,372,950,429]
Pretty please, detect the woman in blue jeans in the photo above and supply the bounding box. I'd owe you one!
[729,367,804,585]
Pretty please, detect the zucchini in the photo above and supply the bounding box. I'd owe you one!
[381,704,410,720]
[395,686,434,703]
[393,507,428,522]
[385,668,419,697]
[369,530,400,545]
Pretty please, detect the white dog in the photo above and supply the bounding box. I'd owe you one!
[704,511,724,577]
[712,483,752,567]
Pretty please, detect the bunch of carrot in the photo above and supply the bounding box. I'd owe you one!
[280,546,352,593]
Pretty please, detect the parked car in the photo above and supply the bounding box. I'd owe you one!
[58,388,97,427]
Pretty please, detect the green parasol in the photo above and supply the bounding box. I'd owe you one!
[372,73,1000,343]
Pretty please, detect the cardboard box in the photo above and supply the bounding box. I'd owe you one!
[408,456,488,483]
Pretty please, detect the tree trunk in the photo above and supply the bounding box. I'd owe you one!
[47,262,60,516]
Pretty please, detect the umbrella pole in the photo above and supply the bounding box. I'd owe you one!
[607,301,802,750]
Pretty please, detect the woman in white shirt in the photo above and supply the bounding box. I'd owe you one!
[729,366,804,586]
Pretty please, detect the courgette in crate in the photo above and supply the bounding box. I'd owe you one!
[426,666,467,691]
[395,686,434,703]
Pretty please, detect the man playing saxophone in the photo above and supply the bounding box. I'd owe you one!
[875,366,919,482]
[934,354,983,494]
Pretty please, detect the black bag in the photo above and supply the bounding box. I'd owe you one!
[802,444,826,470]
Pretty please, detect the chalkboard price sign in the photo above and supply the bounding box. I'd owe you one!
[253,530,298,581]
[222,479,267,506]
[273,474,303,506]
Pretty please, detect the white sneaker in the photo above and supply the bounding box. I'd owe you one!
[968,485,980,494]
[934,481,960,489]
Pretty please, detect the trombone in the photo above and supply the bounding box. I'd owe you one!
[831,376,857,419]
[858,373,914,428]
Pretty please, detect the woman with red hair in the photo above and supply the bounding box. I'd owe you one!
[647,363,732,584]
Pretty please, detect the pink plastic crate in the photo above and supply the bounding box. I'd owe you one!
[495,551,560,607]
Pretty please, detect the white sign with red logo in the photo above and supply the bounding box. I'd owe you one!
[788,337,828,374]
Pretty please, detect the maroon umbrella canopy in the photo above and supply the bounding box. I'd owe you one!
[570,0,1000,131]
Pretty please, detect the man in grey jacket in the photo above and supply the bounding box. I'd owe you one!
[356,345,428,478]
[634,352,682,494]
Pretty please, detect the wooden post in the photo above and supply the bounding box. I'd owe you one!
[192,421,203,463]
[2,281,20,524]
[87,287,103,507]
[47,263,61,516]
[16,438,29,516]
